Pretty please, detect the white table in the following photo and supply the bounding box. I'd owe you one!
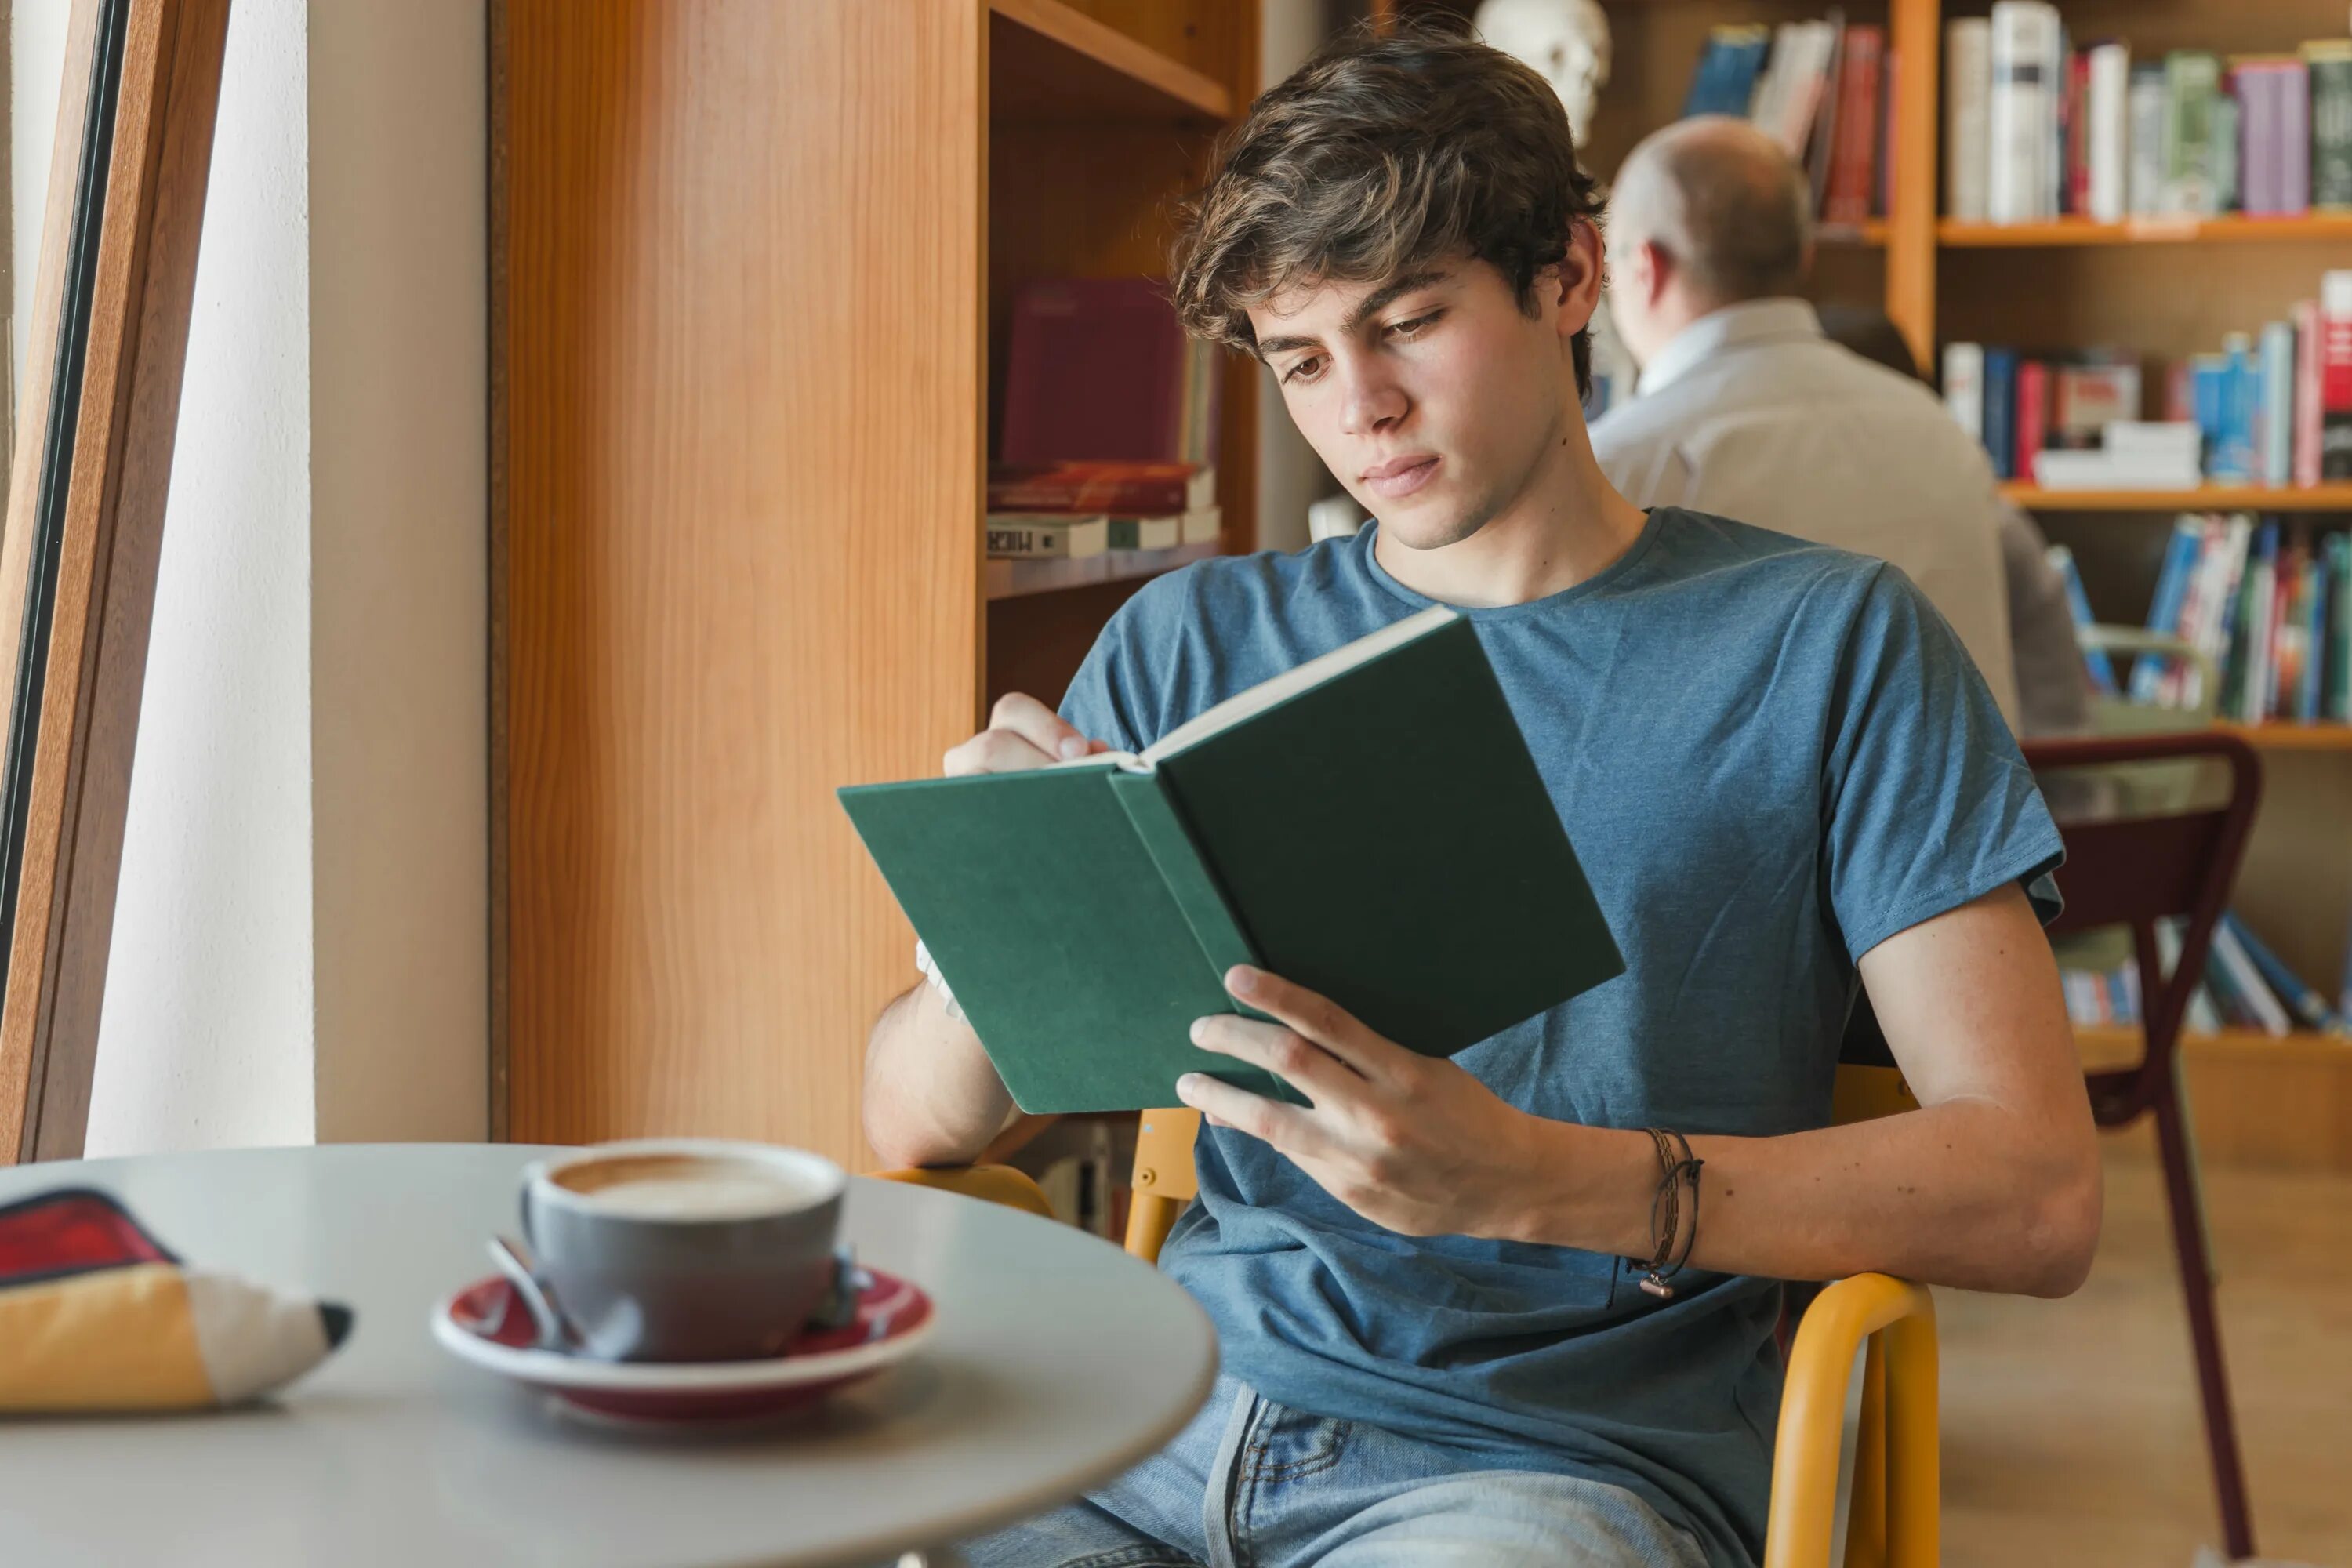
[0,1144,1218,1567]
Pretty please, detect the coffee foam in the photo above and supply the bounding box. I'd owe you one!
[550,1154,818,1221]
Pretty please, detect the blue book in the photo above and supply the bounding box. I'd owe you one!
[2260,321,2296,486]
[2047,545,2118,693]
[2222,912,2344,1033]
[2215,335,2257,481]
[1680,37,1730,117]
[1982,349,2018,480]
[2129,519,2204,703]
[2190,355,2228,478]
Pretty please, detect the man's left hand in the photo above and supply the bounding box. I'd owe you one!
[1174,965,1541,1239]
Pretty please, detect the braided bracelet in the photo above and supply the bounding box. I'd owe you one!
[1638,1127,1704,1300]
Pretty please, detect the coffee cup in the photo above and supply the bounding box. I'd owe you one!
[518,1139,846,1362]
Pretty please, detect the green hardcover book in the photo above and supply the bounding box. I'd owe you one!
[2162,50,2221,214]
[838,607,1623,1113]
[2327,532,2351,722]
[2307,41,2352,212]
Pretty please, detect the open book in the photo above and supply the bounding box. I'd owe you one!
[839,607,1622,1112]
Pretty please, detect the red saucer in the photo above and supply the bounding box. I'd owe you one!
[433,1266,934,1425]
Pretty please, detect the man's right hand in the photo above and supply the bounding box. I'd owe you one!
[942,693,1110,776]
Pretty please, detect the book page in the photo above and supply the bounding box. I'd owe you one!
[1138,604,1458,765]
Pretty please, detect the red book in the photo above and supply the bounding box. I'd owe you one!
[2322,276,2352,480]
[1000,278,1189,465]
[2067,52,2092,216]
[986,460,1214,516]
[1824,27,1883,223]
[2015,360,2050,481]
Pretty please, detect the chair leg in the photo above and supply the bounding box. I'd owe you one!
[2154,1087,2256,1560]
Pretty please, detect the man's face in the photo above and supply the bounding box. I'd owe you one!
[1250,254,1585,552]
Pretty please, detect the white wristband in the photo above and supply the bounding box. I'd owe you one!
[913,939,963,1021]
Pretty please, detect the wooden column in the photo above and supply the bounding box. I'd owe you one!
[1885,0,1943,368]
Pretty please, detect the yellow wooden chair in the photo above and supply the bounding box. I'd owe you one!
[880,1058,1937,1568]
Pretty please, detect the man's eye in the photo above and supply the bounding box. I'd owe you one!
[1386,310,1442,339]
[1282,356,1326,385]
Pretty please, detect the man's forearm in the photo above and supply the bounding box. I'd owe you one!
[1495,1098,2102,1298]
[861,982,1021,1168]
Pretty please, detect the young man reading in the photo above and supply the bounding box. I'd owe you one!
[865,24,2100,1568]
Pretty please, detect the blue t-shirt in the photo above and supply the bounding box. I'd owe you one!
[1057,509,2064,1566]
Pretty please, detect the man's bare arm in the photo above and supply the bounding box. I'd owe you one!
[1178,882,2103,1298]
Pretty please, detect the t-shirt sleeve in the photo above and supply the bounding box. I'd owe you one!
[1054,574,1183,754]
[1822,564,2067,964]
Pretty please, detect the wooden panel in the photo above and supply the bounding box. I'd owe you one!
[498,0,982,1166]
[989,0,1230,124]
[0,0,230,1163]
[1885,0,1939,364]
[1943,213,2352,248]
[2006,482,2352,511]
[1047,0,1258,93]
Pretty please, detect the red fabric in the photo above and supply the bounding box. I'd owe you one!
[0,1189,175,1288]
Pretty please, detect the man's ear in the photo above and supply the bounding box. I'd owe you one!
[1551,221,1606,337]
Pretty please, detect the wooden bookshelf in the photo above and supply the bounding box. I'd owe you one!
[2001,482,2352,512]
[1940,213,2352,248]
[2074,1025,2352,1172]
[495,1,1262,1167]
[989,0,1230,123]
[986,540,1223,601]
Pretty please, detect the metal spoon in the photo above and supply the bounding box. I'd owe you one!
[487,1235,571,1353]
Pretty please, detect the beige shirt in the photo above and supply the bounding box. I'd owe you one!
[1591,299,2020,728]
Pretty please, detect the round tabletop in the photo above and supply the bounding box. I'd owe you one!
[0,1144,1218,1567]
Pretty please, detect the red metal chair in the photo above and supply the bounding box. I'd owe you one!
[2024,730,2263,1562]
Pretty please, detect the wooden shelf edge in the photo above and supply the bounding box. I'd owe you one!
[989,0,1231,122]
[2073,1023,2351,1071]
[2216,721,2352,752]
[1940,213,2352,248]
[1817,220,1887,246]
[986,539,1222,601]
[2001,481,2352,512]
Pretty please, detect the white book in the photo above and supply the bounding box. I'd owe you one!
[2087,43,2130,223]
[2241,551,2274,721]
[1105,514,1182,550]
[2127,64,2168,216]
[1987,2,2060,223]
[1748,24,1797,143]
[1179,503,1223,546]
[1942,343,1985,439]
[985,514,1109,559]
[2209,922,2292,1036]
[2187,515,2252,710]
[2042,15,2067,220]
[1946,20,1994,220]
[2156,920,2226,1035]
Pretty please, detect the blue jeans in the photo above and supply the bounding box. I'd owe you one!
[964,1374,1711,1567]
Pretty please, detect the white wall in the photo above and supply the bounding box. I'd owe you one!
[7,0,486,1156]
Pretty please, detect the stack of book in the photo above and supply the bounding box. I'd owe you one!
[2104,514,2352,727]
[1941,267,2352,485]
[2060,912,2349,1038]
[990,277,1223,561]
[1945,8,2352,224]
[1678,13,1893,228]
[985,462,1221,560]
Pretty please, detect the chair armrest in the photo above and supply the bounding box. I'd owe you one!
[1765,1272,1939,1568]
[869,1163,1058,1222]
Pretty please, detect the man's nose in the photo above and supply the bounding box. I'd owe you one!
[1338,361,1409,437]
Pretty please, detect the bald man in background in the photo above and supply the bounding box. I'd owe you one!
[1591,116,2023,727]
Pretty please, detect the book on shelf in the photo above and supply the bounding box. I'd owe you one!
[2045,543,2118,691]
[837,608,1624,1113]
[1000,278,1220,468]
[987,459,1215,516]
[985,515,1109,560]
[1678,16,1885,226]
[1942,19,2352,223]
[2125,511,2350,724]
[2060,912,2347,1039]
[1946,269,2352,485]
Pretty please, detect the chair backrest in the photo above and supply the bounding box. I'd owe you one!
[2021,731,2263,1127]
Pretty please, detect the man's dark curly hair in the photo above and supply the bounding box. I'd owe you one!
[1170,16,1605,396]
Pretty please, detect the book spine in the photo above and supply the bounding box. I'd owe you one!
[2219,334,2258,481]
[2130,520,2198,702]
[2066,48,2092,216]
[2237,64,2280,216]
[2087,42,2129,222]
[2328,533,2352,721]
[2048,18,2070,218]
[2294,299,2325,487]
[2323,271,2352,481]
[1826,27,1883,223]
[2223,913,2344,1032]
[2211,81,2241,214]
[2309,44,2352,212]
[985,520,1104,558]
[2303,550,2328,721]
[1987,4,2051,223]
[2016,359,2049,481]
[2259,320,2296,487]
[989,475,1207,514]
[1106,771,1273,1028]
[2209,919,2293,1036]
[1983,348,2018,477]
[2164,51,2222,215]
[2127,64,2168,216]
[2280,57,2310,216]
[1943,342,1985,440]
[2048,544,2119,691]
[1947,20,1993,220]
